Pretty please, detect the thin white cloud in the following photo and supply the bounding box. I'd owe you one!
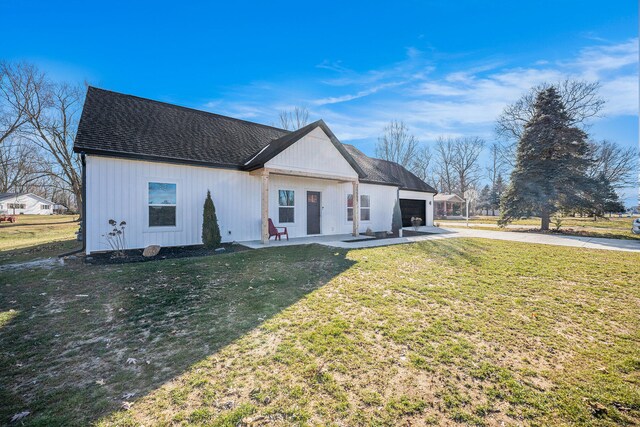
[200,38,638,144]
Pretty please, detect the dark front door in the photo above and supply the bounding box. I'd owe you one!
[400,199,426,227]
[306,191,321,235]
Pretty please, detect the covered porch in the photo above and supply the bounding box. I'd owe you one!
[251,166,362,244]
[434,193,466,219]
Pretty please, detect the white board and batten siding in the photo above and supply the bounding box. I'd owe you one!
[265,127,358,179]
[85,155,262,253]
[0,194,54,215]
[399,189,435,226]
[85,154,403,253]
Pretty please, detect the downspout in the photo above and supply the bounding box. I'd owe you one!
[59,152,86,257]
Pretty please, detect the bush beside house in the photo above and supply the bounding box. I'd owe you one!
[202,190,221,248]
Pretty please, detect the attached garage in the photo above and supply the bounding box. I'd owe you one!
[398,189,435,227]
[400,199,426,227]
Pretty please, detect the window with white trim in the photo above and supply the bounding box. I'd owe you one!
[8,203,25,209]
[278,190,295,223]
[41,205,51,210]
[148,182,176,227]
[347,194,370,221]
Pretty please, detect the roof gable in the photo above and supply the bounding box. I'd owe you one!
[243,120,364,177]
[263,127,359,178]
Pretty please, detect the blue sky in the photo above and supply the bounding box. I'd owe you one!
[3,0,638,204]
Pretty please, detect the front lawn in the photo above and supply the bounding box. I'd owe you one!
[1,240,639,426]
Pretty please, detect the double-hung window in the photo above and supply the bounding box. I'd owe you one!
[148,182,177,227]
[278,190,295,223]
[347,194,370,221]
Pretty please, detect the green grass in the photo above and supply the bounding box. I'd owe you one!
[438,216,640,240]
[0,215,80,264]
[1,239,639,426]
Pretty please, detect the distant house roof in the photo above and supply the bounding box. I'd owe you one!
[74,87,433,192]
[0,192,24,200]
[434,194,465,202]
[0,192,54,203]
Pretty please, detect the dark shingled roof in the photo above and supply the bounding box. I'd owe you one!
[74,87,289,168]
[74,87,434,192]
[343,145,437,193]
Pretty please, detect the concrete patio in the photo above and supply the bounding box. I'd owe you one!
[240,226,640,252]
[241,227,446,249]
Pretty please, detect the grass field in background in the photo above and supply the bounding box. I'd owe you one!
[0,215,80,264]
[438,216,640,240]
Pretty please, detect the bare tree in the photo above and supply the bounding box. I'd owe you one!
[497,80,605,140]
[375,120,419,168]
[20,79,83,218]
[0,62,43,145]
[496,80,605,165]
[410,145,433,184]
[0,139,32,192]
[452,136,485,196]
[588,140,638,188]
[486,142,504,185]
[433,137,458,194]
[278,106,309,130]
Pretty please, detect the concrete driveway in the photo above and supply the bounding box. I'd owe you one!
[437,227,640,252]
[318,226,640,252]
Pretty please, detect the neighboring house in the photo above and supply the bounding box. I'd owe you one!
[73,87,437,254]
[0,193,55,215]
[434,194,466,218]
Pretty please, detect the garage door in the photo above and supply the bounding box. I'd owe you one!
[399,199,426,227]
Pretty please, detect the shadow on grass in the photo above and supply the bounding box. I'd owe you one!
[414,238,490,266]
[0,239,80,266]
[0,244,355,426]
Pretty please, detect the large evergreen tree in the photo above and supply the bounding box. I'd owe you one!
[499,88,592,230]
[202,190,221,248]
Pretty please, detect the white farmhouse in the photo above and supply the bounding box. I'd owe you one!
[0,193,55,215]
[73,88,437,254]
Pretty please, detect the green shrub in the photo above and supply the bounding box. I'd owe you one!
[202,190,221,248]
[392,199,402,234]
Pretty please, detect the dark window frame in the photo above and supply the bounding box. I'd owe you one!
[278,189,295,224]
[148,182,177,227]
[347,194,370,222]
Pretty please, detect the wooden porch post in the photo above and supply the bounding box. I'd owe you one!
[352,180,359,236]
[261,170,269,244]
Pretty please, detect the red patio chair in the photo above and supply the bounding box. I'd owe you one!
[268,218,289,241]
